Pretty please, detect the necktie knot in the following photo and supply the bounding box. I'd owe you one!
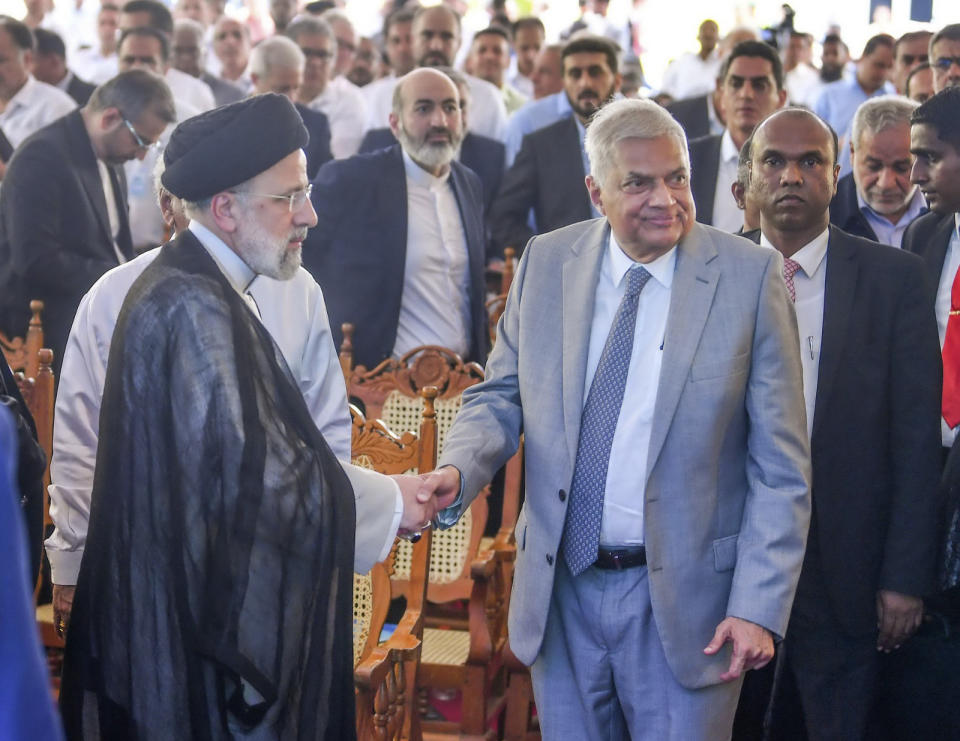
[625,265,652,299]
[782,257,801,303]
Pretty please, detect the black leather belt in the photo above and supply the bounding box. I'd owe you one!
[594,546,647,570]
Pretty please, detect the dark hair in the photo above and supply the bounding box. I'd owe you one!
[894,29,932,56]
[905,62,931,97]
[911,87,960,152]
[931,24,960,58]
[822,34,848,52]
[87,68,176,124]
[412,4,460,36]
[719,40,784,91]
[562,35,619,75]
[119,26,171,62]
[861,33,894,58]
[0,16,35,52]
[513,16,545,37]
[33,27,65,58]
[121,0,173,34]
[473,26,510,46]
[383,6,414,37]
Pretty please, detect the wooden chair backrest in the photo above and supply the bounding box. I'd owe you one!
[0,300,45,379]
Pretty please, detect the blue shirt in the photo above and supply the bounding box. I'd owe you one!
[814,76,895,177]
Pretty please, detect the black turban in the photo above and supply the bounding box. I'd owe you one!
[161,93,309,201]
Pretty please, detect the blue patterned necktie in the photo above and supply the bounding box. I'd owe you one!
[562,265,652,576]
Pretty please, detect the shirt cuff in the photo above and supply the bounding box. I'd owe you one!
[44,544,83,586]
[378,477,404,563]
[434,465,465,530]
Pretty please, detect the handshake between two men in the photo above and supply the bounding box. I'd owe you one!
[392,467,464,541]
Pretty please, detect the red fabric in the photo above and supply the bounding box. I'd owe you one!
[943,266,960,428]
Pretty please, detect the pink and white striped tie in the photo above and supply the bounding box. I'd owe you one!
[782,257,801,303]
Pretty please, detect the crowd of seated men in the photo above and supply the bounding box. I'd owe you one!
[2,0,960,738]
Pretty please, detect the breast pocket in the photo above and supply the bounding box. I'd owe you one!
[690,352,750,383]
[713,533,739,572]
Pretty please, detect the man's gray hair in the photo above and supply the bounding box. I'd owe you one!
[851,95,918,150]
[173,17,204,45]
[286,14,335,49]
[249,34,305,78]
[87,68,177,125]
[585,98,689,186]
[152,154,166,208]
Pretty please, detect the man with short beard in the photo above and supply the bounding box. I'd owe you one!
[490,35,621,255]
[58,93,446,738]
[302,67,489,370]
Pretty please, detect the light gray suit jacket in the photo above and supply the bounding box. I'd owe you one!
[438,218,812,688]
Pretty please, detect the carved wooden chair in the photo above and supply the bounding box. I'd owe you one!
[340,338,522,738]
[352,388,438,741]
[484,247,516,346]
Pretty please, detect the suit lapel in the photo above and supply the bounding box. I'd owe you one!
[559,116,593,221]
[449,161,486,357]
[926,215,957,284]
[646,226,720,478]
[561,220,608,469]
[811,228,856,441]
[65,112,116,255]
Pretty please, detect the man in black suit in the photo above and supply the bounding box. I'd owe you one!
[303,68,488,370]
[749,107,941,741]
[689,40,786,232]
[829,95,925,246]
[31,28,97,105]
[0,70,176,373]
[358,66,503,215]
[489,35,620,255]
[666,90,722,141]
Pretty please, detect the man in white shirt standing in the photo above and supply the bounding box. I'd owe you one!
[360,7,414,117]
[0,16,75,153]
[660,18,721,102]
[747,107,941,741]
[287,15,366,159]
[363,4,507,142]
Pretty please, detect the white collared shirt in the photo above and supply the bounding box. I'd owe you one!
[0,75,76,148]
[45,231,385,584]
[711,129,742,233]
[94,159,127,265]
[660,49,722,101]
[189,221,258,306]
[760,228,829,439]
[857,186,926,248]
[306,75,369,159]
[587,232,676,546]
[936,214,960,446]
[394,149,472,359]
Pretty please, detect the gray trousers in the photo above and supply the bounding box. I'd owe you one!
[530,559,743,740]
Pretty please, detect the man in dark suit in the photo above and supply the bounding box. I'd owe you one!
[689,40,786,232]
[248,34,332,180]
[829,95,925,246]
[666,90,722,140]
[489,35,621,255]
[359,66,504,215]
[303,68,488,370]
[749,108,941,741]
[31,27,97,105]
[0,70,175,374]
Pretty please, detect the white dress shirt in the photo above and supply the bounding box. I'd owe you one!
[587,233,676,546]
[935,214,960,446]
[711,129,743,233]
[94,159,128,264]
[44,223,401,584]
[857,186,926,248]
[0,75,76,148]
[760,228,829,439]
[305,75,368,159]
[659,50,721,101]
[394,150,472,358]
[363,72,508,142]
[785,64,821,106]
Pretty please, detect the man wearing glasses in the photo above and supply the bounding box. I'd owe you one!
[930,24,960,93]
[0,68,174,376]
[58,92,444,737]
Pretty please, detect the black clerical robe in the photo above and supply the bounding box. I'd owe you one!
[59,232,357,740]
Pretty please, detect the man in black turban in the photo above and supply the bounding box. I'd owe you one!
[59,93,449,740]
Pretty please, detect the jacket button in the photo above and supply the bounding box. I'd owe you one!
[558,489,566,502]
[546,554,554,566]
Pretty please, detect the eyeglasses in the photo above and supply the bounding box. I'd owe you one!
[122,116,159,153]
[934,56,960,72]
[233,184,313,212]
[301,48,334,60]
